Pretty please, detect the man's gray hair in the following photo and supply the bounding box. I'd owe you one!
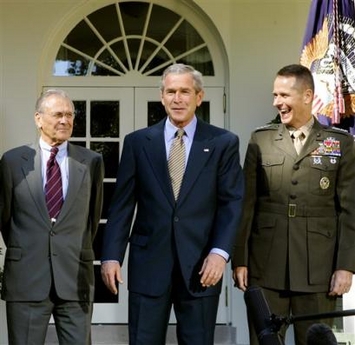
[35,89,74,113]
[160,63,204,93]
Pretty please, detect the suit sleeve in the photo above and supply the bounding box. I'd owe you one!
[89,154,105,240]
[212,133,244,256]
[0,152,13,246]
[232,133,258,267]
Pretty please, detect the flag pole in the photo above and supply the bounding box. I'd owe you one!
[332,0,345,124]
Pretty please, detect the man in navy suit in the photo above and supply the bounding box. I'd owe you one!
[101,63,244,345]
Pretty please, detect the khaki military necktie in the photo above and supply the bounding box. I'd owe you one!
[168,129,186,200]
[292,129,305,155]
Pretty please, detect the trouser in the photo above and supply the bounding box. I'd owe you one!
[128,265,220,345]
[6,287,92,345]
[247,287,336,345]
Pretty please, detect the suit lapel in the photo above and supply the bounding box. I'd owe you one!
[275,119,327,162]
[297,120,325,160]
[58,143,87,220]
[21,143,88,224]
[143,120,175,205]
[178,120,214,205]
[273,125,298,158]
[22,145,50,223]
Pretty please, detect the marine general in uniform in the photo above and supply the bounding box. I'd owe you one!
[232,64,355,345]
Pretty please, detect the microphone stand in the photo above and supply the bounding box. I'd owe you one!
[244,286,355,345]
[270,309,355,332]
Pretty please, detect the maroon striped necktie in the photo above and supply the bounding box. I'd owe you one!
[45,147,63,220]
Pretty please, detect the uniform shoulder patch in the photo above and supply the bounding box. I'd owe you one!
[255,123,279,132]
[324,126,350,136]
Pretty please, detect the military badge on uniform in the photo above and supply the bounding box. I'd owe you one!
[320,177,330,190]
[312,156,322,165]
[311,137,341,157]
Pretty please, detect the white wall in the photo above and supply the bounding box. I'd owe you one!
[0,1,312,344]
[196,0,310,160]
[0,1,83,152]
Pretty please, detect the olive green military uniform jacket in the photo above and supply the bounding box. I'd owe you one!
[232,118,355,292]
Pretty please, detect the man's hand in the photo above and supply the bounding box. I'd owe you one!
[101,261,123,295]
[329,269,353,296]
[199,253,226,287]
[233,266,248,292]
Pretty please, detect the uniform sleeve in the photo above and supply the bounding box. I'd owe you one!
[335,134,355,271]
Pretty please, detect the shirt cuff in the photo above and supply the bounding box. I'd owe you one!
[101,260,120,264]
[210,248,229,262]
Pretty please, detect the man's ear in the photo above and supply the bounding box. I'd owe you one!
[196,90,205,107]
[34,112,42,129]
[304,89,313,105]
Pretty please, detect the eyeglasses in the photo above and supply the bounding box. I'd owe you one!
[41,112,75,120]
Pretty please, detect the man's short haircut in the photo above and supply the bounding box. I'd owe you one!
[35,89,75,114]
[160,63,204,93]
[277,64,315,93]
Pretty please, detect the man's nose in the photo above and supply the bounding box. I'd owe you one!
[273,95,281,106]
[59,115,69,123]
[173,91,182,102]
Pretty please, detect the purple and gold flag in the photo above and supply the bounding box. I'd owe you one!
[300,0,355,133]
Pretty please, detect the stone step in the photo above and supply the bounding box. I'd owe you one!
[45,324,237,345]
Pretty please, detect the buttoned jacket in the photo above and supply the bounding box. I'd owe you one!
[102,118,244,297]
[0,143,104,301]
[232,118,355,292]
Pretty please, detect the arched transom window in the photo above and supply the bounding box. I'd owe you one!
[54,1,214,77]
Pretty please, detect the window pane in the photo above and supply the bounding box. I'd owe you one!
[91,142,119,179]
[87,4,121,42]
[147,102,166,127]
[69,141,86,147]
[93,223,105,260]
[72,101,86,137]
[91,101,120,137]
[147,5,180,42]
[53,1,215,77]
[179,47,214,76]
[196,102,210,123]
[54,46,89,76]
[94,49,123,76]
[139,41,170,74]
[165,20,203,55]
[101,182,116,219]
[94,263,119,303]
[65,20,102,56]
[119,2,149,35]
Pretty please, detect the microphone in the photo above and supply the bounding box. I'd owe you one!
[244,285,285,345]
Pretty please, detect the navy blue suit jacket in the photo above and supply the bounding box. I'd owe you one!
[102,118,244,297]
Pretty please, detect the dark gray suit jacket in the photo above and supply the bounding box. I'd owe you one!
[0,142,104,302]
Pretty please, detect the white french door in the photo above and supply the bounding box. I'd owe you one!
[53,86,229,324]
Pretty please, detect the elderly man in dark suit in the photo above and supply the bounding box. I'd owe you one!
[101,63,244,345]
[0,89,104,345]
[233,64,355,345]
